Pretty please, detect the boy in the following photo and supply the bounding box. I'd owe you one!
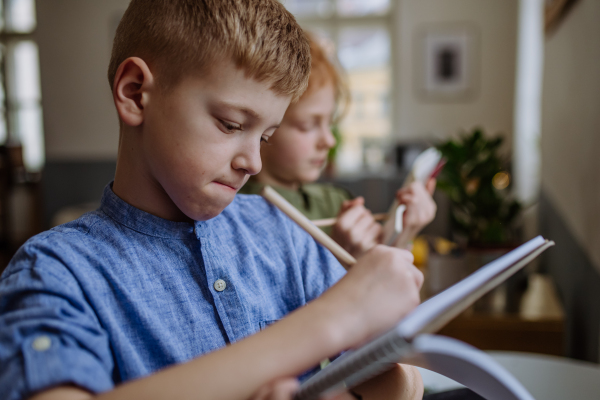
[0,1,423,399]
[239,35,437,258]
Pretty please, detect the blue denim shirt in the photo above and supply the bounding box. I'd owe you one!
[0,184,345,399]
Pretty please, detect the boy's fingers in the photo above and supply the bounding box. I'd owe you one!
[400,248,415,264]
[252,378,299,400]
[322,390,357,400]
[269,379,300,400]
[412,265,424,289]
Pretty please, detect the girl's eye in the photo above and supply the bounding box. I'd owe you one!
[221,120,242,132]
[260,136,270,144]
[297,121,317,132]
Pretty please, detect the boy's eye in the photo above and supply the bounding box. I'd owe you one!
[260,136,270,144]
[220,120,242,132]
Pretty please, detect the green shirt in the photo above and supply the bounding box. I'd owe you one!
[238,180,352,236]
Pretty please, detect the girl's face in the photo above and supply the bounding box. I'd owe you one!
[258,83,337,189]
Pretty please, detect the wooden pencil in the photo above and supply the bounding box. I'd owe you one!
[261,186,357,266]
[311,213,388,228]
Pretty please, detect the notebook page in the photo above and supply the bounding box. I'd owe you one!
[397,235,548,339]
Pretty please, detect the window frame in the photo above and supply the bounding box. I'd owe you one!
[0,0,44,173]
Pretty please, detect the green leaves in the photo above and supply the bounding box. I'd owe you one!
[437,128,521,245]
[328,125,342,163]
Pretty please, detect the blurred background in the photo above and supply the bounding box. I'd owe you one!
[0,0,598,370]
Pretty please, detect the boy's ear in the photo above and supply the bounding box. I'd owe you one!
[113,57,155,127]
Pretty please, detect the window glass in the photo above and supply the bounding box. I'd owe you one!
[5,0,36,33]
[337,26,391,173]
[0,47,7,145]
[283,0,334,18]
[281,1,392,174]
[8,40,43,170]
[0,2,4,32]
[0,0,43,171]
[336,0,390,17]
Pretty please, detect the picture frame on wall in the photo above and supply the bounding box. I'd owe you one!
[414,23,480,103]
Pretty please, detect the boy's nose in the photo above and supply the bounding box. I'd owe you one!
[232,141,262,175]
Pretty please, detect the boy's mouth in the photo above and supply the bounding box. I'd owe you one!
[213,180,241,191]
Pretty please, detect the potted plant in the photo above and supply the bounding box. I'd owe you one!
[436,128,522,246]
[436,128,524,313]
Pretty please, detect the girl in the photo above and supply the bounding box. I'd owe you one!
[240,34,436,258]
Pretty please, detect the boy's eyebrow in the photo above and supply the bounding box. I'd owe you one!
[215,101,269,122]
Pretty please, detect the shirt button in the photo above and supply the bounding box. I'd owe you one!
[32,336,52,352]
[214,279,227,292]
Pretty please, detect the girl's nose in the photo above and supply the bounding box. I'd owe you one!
[319,125,337,150]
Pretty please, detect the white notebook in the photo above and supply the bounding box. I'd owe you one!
[295,236,554,400]
[382,147,444,245]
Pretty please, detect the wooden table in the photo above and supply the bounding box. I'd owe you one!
[438,312,565,357]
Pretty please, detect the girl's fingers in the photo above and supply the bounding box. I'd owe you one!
[337,204,371,232]
[426,178,437,195]
[397,193,415,205]
[351,211,375,238]
[340,197,363,213]
[363,220,382,244]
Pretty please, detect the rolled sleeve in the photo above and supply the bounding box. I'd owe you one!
[0,243,114,400]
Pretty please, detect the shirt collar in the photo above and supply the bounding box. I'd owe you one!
[100,183,196,239]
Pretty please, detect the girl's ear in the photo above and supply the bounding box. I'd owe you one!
[112,57,155,127]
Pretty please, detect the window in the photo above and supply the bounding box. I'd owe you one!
[282,0,394,173]
[0,0,43,172]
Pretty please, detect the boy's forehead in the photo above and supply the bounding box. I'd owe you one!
[187,59,292,123]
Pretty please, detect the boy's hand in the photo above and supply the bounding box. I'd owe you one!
[320,245,423,347]
[250,378,356,400]
[331,197,382,259]
[392,179,437,250]
[353,364,424,400]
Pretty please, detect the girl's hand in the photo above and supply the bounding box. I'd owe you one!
[393,179,437,250]
[331,197,382,259]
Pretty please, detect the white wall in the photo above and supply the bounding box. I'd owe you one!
[541,0,600,271]
[37,0,129,161]
[37,0,519,159]
[394,0,519,148]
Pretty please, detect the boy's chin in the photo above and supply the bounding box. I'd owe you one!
[182,198,233,222]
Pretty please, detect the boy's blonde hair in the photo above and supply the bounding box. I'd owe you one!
[108,0,311,101]
[304,33,349,121]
